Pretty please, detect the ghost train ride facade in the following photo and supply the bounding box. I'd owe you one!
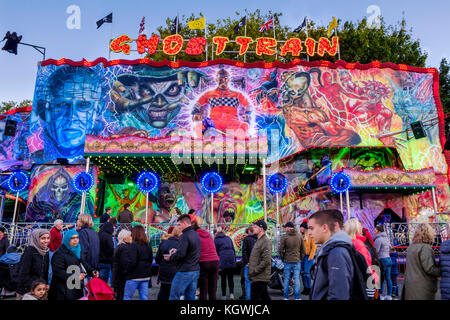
[1,56,449,251]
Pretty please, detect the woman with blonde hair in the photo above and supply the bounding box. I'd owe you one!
[344,218,372,267]
[403,223,440,300]
[77,213,100,273]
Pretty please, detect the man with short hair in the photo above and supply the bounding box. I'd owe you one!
[118,204,134,230]
[308,209,355,300]
[248,220,272,300]
[100,207,112,224]
[165,214,201,300]
[241,226,258,300]
[279,221,305,300]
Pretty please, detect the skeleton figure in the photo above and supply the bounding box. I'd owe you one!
[51,175,69,202]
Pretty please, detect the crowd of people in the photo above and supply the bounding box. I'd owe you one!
[0,208,449,300]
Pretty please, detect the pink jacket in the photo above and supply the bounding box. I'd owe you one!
[196,229,219,262]
[353,234,372,267]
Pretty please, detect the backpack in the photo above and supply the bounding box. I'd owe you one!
[323,242,369,300]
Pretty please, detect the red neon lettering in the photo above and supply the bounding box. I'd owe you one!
[163,35,184,55]
[213,36,230,55]
[136,35,160,55]
[110,35,133,55]
[185,37,207,55]
[279,38,302,56]
[317,36,339,56]
[235,37,253,55]
[255,38,277,56]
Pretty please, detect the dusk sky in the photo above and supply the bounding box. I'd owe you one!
[1,0,449,103]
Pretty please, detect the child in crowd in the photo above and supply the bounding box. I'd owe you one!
[22,279,48,300]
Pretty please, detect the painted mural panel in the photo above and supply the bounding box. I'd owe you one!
[25,165,98,222]
[28,61,446,176]
[104,177,277,226]
[0,114,30,170]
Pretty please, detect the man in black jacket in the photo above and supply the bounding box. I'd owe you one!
[98,221,115,283]
[241,226,257,300]
[165,214,201,300]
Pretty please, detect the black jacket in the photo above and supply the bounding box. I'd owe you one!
[155,237,179,283]
[48,244,94,301]
[170,226,201,272]
[98,222,115,264]
[0,237,9,257]
[99,213,110,224]
[112,243,129,288]
[122,243,153,280]
[16,246,49,295]
[78,226,100,270]
[242,234,257,265]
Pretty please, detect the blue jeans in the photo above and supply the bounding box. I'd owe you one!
[283,262,301,299]
[169,271,200,300]
[244,265,251,300]
[98,263,111,284]
[301,257,314,289]
[48,251,54,285]
[124,280,149,300]
[380,257,393,296]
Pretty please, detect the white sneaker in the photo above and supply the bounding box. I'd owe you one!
[384,295,392,300]
[284,298,289,300]
[295,298,301,300]
[229,293,234,300]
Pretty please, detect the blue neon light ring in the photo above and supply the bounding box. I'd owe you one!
[330,172,352,193]
[72,172,95,193]
[267,173,288,194]
[7,171,29,193]
[137,171,159,193]
[201,172,223,194]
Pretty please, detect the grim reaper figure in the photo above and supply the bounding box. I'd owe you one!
[26,167,94,223]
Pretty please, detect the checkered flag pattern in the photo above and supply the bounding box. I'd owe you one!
[209,97,240,108]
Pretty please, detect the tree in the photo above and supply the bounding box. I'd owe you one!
[147,10,427,66]
[0,99,32,114]
[439,58,450,133]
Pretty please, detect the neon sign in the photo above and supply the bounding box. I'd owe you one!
[110,34,339,57]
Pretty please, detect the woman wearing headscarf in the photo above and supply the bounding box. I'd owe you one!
[16,229,50,299]
[48,229,97,300]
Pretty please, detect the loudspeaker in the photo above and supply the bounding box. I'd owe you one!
[4,120,17,136]
[410,121,426,139]
[56,158,69,165]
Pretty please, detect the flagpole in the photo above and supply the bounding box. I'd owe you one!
[305,17,309,62]
[174,13,179,62]
[244,21,247,63]
[273,17,277,60]
[205,17,208,62]
[109,17,113,60]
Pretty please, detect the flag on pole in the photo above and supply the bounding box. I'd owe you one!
[96,12,112,29]
[234,16,247,34]
[139,17,145,34]
[327,17,338,37]
[188,16,205,29]
[293,17,307,33]
[259,16,274,32]
[170,16,180,34]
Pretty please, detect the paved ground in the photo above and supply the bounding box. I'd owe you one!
[1,273,441,300]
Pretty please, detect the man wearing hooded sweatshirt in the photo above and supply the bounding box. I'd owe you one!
[308,209,354,300]
[279,221,305,300]
[98,221,115,283]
